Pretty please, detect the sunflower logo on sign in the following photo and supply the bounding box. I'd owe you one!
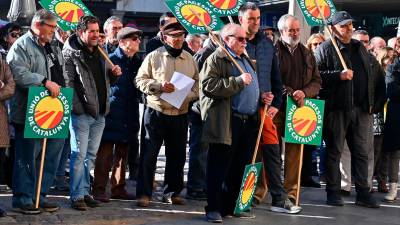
[285,97,325,146]
[181,5,212,26]
[39,0,93,31]
[304,0,332,19]
[34,97,64,130]
[241,171,256,205]
[296,0,337,26]
[204,0,245,16]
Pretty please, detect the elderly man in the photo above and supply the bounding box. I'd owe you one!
[388,37,400,56]
[369,36,386,57]
[103,16,123,54]
[135,21,198,207]
[186,34,202,54]
[238,3,301,214]
[7,9,68,214]
[274,14,321,204]
[315,11,380,208]
[92,27,143,202]
[63,15,122,211]
[200,23,260,222]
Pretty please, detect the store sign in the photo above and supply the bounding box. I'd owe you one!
[383,16,400,27]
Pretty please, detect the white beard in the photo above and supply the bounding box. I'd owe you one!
[282,36,300,47]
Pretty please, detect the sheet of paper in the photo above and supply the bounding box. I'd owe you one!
[160,72,195,109]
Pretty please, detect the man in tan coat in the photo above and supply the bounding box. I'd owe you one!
[135,21,199,207]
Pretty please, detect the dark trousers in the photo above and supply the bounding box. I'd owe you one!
[373,135,388,183]
[205,115,258,215]
[261,144,287,204]
[301,145,317,182]
[136,107,188,197]
[323,107,371,195]
[187,110,208,191]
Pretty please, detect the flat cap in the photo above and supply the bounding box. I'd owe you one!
[117,27,143,41]
[330,11,354,26]
[161,21,185,35]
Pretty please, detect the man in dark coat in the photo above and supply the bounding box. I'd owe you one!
[92,27,142,202]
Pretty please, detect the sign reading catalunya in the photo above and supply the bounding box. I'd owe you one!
[285,97,325,146]
[24,87,73,139]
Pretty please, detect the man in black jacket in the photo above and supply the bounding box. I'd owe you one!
[315,11,380,208]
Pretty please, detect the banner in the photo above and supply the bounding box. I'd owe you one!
[202,0,246,16]
[234,162,262,215]
[39,0,93,31]
[285,97,325,146]
[296,0,336,26]
[164,0,224,34]
[24,87,73,139]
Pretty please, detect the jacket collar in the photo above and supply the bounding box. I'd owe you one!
[335,37,362,50]
[160,46,187,59]
[215,46,256,71]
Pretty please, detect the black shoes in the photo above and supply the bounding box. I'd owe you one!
[327,194,344,206]
[0,207,6,217]
[186,190,207,201]
[355,194,380,208]
[40,201,60,212]
[206,211,222,223]
[301,179,321,188]
[12,204,41,215]
[71,199,88,211]
[84,195,101,208]
[340,189,351,196]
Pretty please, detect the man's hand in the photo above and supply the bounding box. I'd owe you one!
[45,80,61,98]
[111,65,122,76]
[0,80,4,89]
[161,81,175,93]
[293,90,305,107]
[261,92,274,105]
[240,73,252,85]
[340,69,353,80]
[267,106,279,119]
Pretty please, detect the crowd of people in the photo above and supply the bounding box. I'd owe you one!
[0,2,399,223]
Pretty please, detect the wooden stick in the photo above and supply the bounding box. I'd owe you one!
[98,46,115,67]
[295,144,304,206]
[313,0,348,70]
[188,8,246,74]
[35,138,48,209]
[228,16,234,24]
[251,104,268,164]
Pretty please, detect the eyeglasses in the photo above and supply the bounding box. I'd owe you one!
[285,28,300,34]
[129,35,141,41]
[312,42,322,47]
[166,33,185,38]
[9,31,21,38]
[228,35,246,43]
[42,22,57,30]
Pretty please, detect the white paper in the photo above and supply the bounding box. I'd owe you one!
[160,72,195,109]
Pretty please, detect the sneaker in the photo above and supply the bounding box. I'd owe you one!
[40,201,60,212]
[84,195,101,208]
[162,193,186,205]
[12,204,41,215]
[234,211,256,219]
[186,190,207,201]
[206,211,222,223]
[137,196,150,207]
[327,193,344,206]
[270,199,302,214]
[94,193,110,203]
[356,194,380,208]
[71,199,88,211]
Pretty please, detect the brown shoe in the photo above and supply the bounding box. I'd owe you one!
[111,191,136,200]
[171,196,186,205]
[137,196,150,207]
[71,199,88,211]
[94,193,110,203]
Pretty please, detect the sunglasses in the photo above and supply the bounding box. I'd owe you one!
[9,31,21,38]
[228,35,246,43]
[130,35,141,41]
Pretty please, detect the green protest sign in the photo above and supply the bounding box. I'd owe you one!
[285,97,325,146]
[24,87,73,139]
[234,162,262,215]
[296,0,336,26]
[164,0,224,34]
[39,0,93,31]
[202,0,246,16]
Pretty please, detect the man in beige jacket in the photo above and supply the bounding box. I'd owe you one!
[135,21,199,207]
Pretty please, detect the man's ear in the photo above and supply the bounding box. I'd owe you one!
[238,16,243,25]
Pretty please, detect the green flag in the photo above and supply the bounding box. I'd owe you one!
[234,162,262,215]
[202,0,246,16]
[296,0,336,26]
[24,87,73,139]
[164,0,224,34]
[39,0,93,31]
[284,97,325,145]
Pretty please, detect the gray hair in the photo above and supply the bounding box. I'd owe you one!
[387,37,399,48]
[220,23,243,40]
[31,9,57,28]
[370,36,386,46]
[277,14,299,32]
[185,34,201,43]
[103,16,122,32]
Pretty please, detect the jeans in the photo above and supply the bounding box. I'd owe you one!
[136,107,188,197]
[12,124,64,207]
[56,136,70,177]
[69,114,105,201]
[187,110,208,192]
